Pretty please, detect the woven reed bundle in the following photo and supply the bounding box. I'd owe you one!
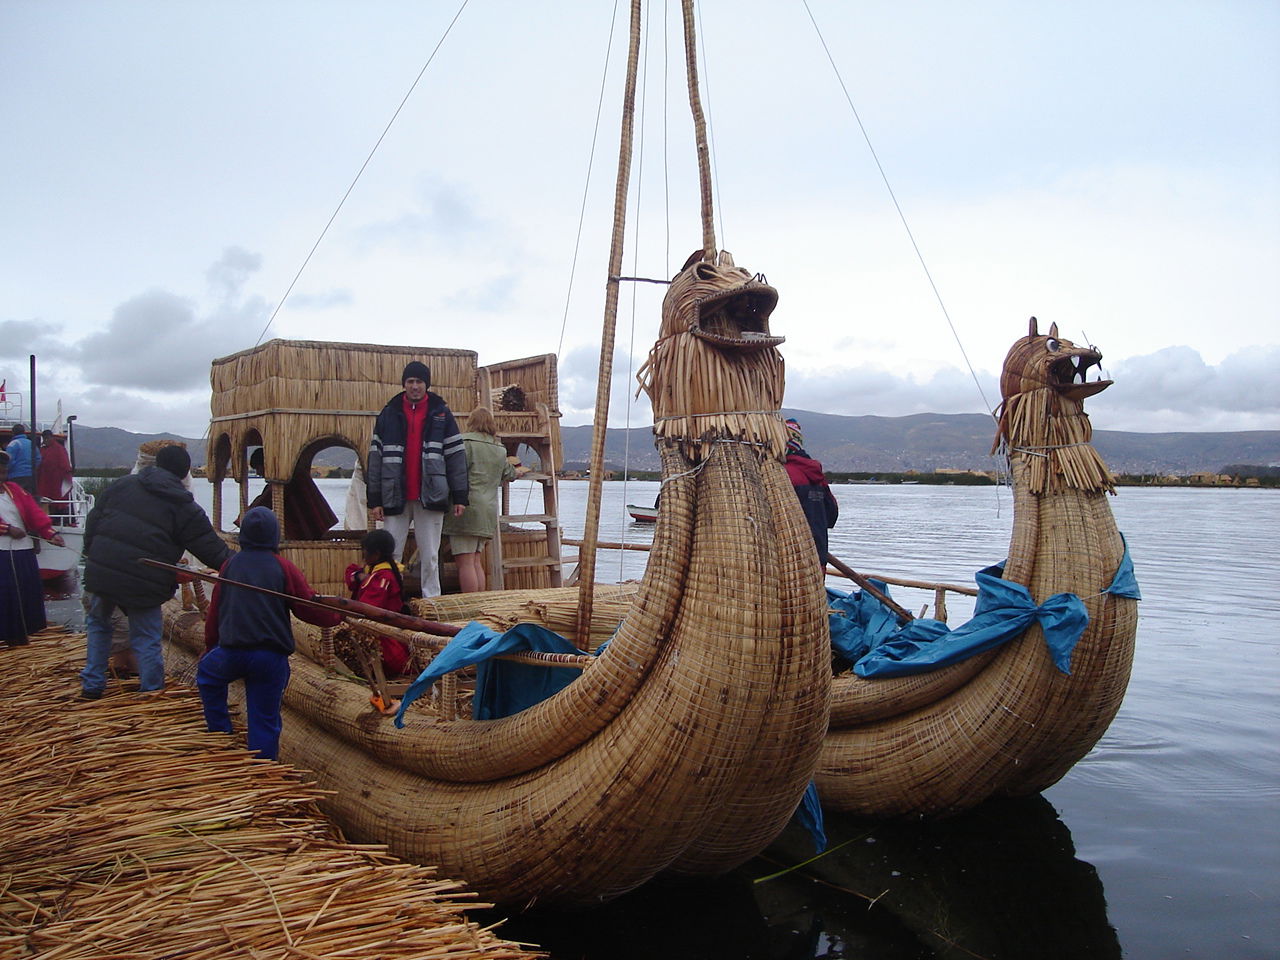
[412,584,638,639]
[0,630,539,960]
[210,340,478,420]
[481,355,559,419]
[817,322,1137,816]
[637,251,788,461]
[490,384,526,411]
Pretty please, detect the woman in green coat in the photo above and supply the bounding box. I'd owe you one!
[444,407,520,592]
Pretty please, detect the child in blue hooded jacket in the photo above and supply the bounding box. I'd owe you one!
[197,506,342,760]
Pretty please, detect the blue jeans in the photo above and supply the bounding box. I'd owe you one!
[196,646,291,761]
[81,593,165,695]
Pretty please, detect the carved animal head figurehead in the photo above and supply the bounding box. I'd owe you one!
[640,250,788,460]
[994,317,1117,494]
[660,250,782,350]
[1000,316,1111,404]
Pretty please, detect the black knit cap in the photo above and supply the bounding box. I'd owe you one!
[155,445,191,478]
[402,361,431,388]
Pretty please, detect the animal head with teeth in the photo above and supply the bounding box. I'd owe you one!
[639,249,789,458]
[659,249,783,350]
[1000,316,1112,404]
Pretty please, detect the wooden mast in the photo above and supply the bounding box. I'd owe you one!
[680,0,717,257]
[575,0,644,645]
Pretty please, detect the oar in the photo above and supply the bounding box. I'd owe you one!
[825,553,915,624]
[139,558,461,638]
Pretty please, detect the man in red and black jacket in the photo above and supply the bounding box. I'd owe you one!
[197,506,342,761]
[366,361,469,598]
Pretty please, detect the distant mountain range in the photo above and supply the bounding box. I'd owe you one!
[67,412,1280,476]
[562,410,1280,476]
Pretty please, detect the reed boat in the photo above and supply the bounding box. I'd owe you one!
[162,0,830,908]
[816,318,1139,815]
[163,274,830,908]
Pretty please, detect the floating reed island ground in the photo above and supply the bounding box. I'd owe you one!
[0,627,541,960]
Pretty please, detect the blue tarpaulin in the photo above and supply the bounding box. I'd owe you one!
[394,621,588,727]
[831,537,1140,679]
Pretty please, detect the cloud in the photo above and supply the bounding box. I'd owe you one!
[557,343,652,428]
[780,343,1280,433]
[0,318,76,362]
[77,247,270,391]
[286,289,353,310]
[784,362,1000,419]
[355,180,495,252]
[443,273,519,312]
[68,387,211,438]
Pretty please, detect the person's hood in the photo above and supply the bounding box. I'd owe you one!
[239,505,280,550]
[137,465,196,503]
[786,453,828,484]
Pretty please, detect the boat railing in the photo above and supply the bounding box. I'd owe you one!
[562,536,978,622]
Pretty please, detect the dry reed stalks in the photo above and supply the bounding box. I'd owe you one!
[0,628,541,960]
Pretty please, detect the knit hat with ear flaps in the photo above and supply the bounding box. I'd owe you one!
[785,418,805,455]
[402,361,431,388]
[155,445,191,478]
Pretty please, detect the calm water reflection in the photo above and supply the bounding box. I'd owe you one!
[58,477,1273,958]
[493,796,1118,959]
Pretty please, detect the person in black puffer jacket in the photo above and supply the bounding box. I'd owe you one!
[80,445,230,699]
[196,506,342,760]
[366,361,469,598]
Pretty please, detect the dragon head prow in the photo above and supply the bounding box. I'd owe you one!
[1000,316,1112,404]
[660,249,783,351]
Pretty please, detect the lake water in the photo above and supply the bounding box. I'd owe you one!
[515,480,1280,959]
[91,478,1280,957]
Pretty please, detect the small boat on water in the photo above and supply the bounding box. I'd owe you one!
[626,502,657,523]
[37,479,93,581]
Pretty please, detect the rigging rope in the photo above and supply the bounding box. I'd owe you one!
[556,0,625,359]
[801,0,994,418]
[252,0,472,348]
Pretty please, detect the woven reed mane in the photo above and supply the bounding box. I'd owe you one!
[993,318,1115,495]
[638,250,788,461]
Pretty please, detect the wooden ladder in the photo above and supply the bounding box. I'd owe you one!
[480,360,564,590]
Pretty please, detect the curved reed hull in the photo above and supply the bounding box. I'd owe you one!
[816,329,1138,817]
[166,440,830,906]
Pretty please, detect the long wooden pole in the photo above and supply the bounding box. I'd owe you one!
[680,0,716,255]
[140,558,462,637]
[826,553,915,623]
[576,0,644,647]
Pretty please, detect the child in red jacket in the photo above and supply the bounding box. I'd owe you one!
[344,528,412,676]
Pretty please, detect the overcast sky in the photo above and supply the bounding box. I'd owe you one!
[2,0,1277,440]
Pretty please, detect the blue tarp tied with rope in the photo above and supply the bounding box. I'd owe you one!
[829,536,1140,679]
[393,621,588,727]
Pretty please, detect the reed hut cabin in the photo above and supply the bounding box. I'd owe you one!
[204,339,563,596]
